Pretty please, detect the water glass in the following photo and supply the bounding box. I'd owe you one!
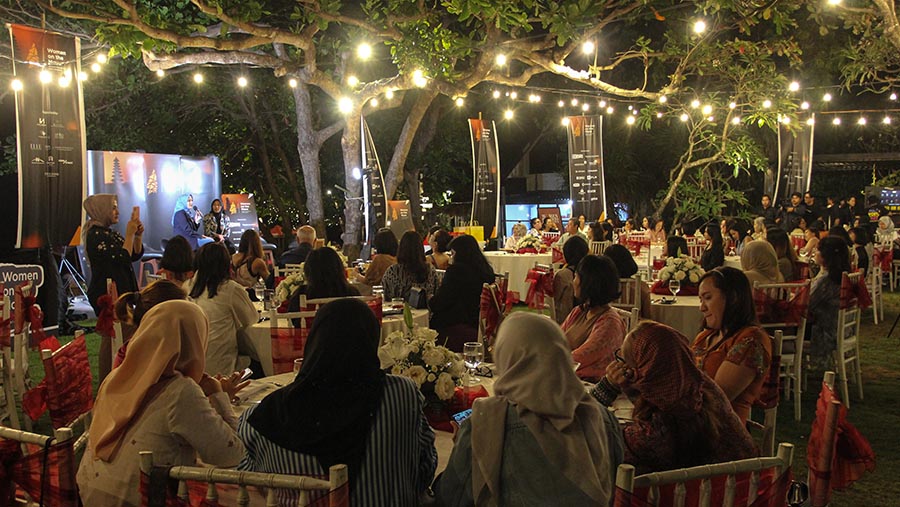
[463,342,484,385]
[293,358,303,373]
[253,278,266,301]
[668,279,681,301]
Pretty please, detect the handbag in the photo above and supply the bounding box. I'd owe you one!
[407,286,429,309]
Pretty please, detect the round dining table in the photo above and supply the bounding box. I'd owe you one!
[483,251,552,297]
[648,295,703,340]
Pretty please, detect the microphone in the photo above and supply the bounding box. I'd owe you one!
[193,205,200,212]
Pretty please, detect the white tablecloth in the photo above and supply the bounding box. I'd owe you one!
[241,308,430,376]
[483,251,552,297]
[723,256,742,270]
[648,297,702,339]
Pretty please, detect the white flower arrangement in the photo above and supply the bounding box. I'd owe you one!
[378,325,465,400]
[516,234,543,251]
[658,254,705,284]
[274,270,305,304]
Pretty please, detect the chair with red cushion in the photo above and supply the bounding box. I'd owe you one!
[0,425,77,507]
[38,332,94,453]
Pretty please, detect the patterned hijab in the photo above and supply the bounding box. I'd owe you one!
[627,322,704,418]
[89,300,208,461]
[82,194,117,242]
[471,312,612,505]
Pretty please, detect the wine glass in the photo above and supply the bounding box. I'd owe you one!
[668,279,681,301]
[463,342,484,385]
[253,278,266,301]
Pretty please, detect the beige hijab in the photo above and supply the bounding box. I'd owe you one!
[740,240,784,286]
[470,312,612,505]
[89,300,208,461]
[82,194,117,242]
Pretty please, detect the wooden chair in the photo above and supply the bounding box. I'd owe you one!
[267,302,318,374]
[0,295,21,429]
[835,272,864,408]
[627,307,640,332]
[0,425,77,507]
[747,330,783,457]
[106,279,125,366]
[10,283,36,431]
[139,451,349,507]
[478,282,507,353]
[526,263,556,321]
[753,280,810,421]
[613,275,643,315]
[274,263,304,279]
[589,240,611,256]
[866,265,884,324]
[614,443,794,507]
[40,331,94,453]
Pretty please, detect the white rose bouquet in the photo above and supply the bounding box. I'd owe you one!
[378,326,464,401]
[274,270,305,305]
[515,234,543,251]
[658,254,705,284]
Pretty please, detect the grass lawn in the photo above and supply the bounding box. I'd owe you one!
[22,291,900,505]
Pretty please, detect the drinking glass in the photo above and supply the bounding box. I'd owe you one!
[668,279,681,301]
[253,278,266,301]
[463,342,484,385]
[293,358,303,373]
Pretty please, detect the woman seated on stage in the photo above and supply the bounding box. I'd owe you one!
[238,299,436,507]
[560,255,627,382]
[740,240,784,287]
[429,234,495,352]
[203,198,234,252]
[590,321,757,475]
[231,228,270,290]
[603,244,651,319]
[437,312,621,507]
[159,235,194,286]
[553,236,588,325]
[692,268,772,424]
[186,243,258,376]
[172,193,213,250]
[78,301,245,507]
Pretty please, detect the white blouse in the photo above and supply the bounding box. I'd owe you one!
[186,279,259,376]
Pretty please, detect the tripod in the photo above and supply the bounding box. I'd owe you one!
[56,245,88,301]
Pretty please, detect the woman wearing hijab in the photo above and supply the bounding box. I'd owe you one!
[204,198,235,252]
[77,301,245,507]
[238,299,436,506]
[591,321,756,474]
[740,240,785,287]
[437,312,621,506]
[83,194,144,312]
[172,193,213,250]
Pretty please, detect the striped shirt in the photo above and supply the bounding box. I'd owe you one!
[237,375,437,506]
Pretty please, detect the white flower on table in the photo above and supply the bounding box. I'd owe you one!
[405,365,428,387]
[422,348,445,368]
[435,372,456,401]
[674,270,686,281]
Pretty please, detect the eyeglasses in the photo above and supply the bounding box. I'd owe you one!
[614,348,626,364]
[473,364,493,378]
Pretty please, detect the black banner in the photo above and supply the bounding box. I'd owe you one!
[9,24,86,249]
[468,119,500,239]
[775,115,814,204]
[361,118,387,244]
[566,115,607,221]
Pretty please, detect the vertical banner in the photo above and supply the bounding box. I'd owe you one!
[387,200,414,238]
[361,118,387,244]
[9,24,86,249]
[468,119,500,240]
[220,193,260,244]
[774,114,815,205]
[566,115,607,222]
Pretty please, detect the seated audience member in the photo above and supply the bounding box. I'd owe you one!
[799,222,822,257]
[239,299,436,506]
[766,228,799,282]
[807,236,852,369]
[504,222,527,250]
[280,225,316,266]
[232,228,270,289]
[560,255,627,381]
[556,218,588,248]
[664,235,689,258]
[427,229,452,270]
[553,236,589,325]
[648,218,667,244]
[740,240,784,287]
[700,223,725,271]
[429,234,495,352]
[437,312,621,506]
[528,217,543,236]
[752,217,767,241]
[726,219,752,256]
[603,244,651,318]
[875,215,896,246]
[543,216,559,233]
[360,228,398,287]
[158,235,194,286]
[590,321,757,474]
[382,231,438,302]
[77,301,245,507]
[693,268,772,423]
[112,279,188,367]
[849,227,870,275]
[186,243,258,376]
[288,247,360,310]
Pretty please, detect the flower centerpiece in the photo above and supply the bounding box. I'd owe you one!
[652,254,705,295]
[515,234,544,254]
[274,270,305,306]
[378,324,465,401]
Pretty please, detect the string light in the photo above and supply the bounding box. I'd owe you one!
[347,75,359,87]
[561,117,570,126]
[626,116,636,125]
[370,98,379,107]
[57,75,71,87]
[659,95,667,104]
[582,103,590,111]
[582,41,595,54]
[10,79,23,91]
[557,100,565,107]
[357,43,372,60]
[237,76,248,87]
[883,116,892,124]
[801,101,810,110]
[679,113,689,122]
[656,112,663,118]
[729,101,737,109]
[707,116,715,122]
[97,54,108,64]
[762,99,772,109]
[832,117,841,125]
[455,97,464,107]
[823,93,832,102]
[385,89,394,99]
[857,117,867,125]
[156,69,165,78]
[193,72,203,84]
[78,72,88,81]
[788,81,800,92]
[510,91,518,99]
[412,70,427,88]
[827,0,842,5]
[693,20,707,34]
[806,118,815,126]
[606,106,614,114]
[338,97,353,114]
[289,78,298,88]
[90,63,101,73]
[690,99,700,108]
[39,69,52,83]
[493,90,501,99]
[701,104,713,115]
[504,109,514,120]
[571,98,579,106]
[891,92,898,101]
[732,116,741,125]
[495,54,507,66]
[599,100,607,108]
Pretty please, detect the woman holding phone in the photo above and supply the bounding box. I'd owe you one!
[83,195,144,312]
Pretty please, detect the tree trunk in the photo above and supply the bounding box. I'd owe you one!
[266,112,307,218]
[383,90,439,198]
[235,92,290,226]
[291,83,327,237]
[340,112,363,258]
[404,98,447,232]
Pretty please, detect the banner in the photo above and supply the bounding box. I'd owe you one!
[361,118,387,244]
[221,193,260,244]
[86,151,221,251]
[468,119,500,240]
[387,200,414,238]
[0,263,44,298]
[566,115,607,222]
[9,24,86,249]
[774,115,814,205]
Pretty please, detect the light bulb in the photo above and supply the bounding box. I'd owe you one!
[690,99,700,109]
[237,76,248,87]
[97,53,108,64]
[891,92,898,101]
[883,116,892,124]
[455,97,464,107]
[789,81,800,92]
[606,106,614,114]
[156,69,165,78]
[495,54,507,66]
[385,89,394,99]
[762,99,772,109]
[510,91,518,99]
[693,20,707,34]
[338,97,353,114]
[656,112,663,118]
[10,79,23,91]
[626,116,635,125]
[57,76,71,87]
[732,116,741,125]
[599,100,607,108]
[78,72,88,81]
[193,72,204,84]
[493,90,501,99]
[582,41,595,55]
[504,109,514,120]
[90,63,101,73]
[558,100,565,107]
[357,43,372,60]
[582,103,590,111]
[701,104,712,115]
[659,95,667,104]
[729,101,737,109]
[806,118,815,126]
[571,98,579,106]
[832,117,841,125]
[370,98,379,107]
[680,113,689,122]
[289,78,298,88]
[561,117,570,126]
[800,101,810,110]
[823,93,832,102]
[857,117,867,125]
[347,75,359,87]
[39,69,52,83]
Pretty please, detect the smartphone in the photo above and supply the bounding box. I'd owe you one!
[239,368,253,381]
[452,409,473,424]
[132,206,140,221]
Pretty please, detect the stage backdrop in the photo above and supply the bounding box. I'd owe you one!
[775,115,814,205]
[9,24,86,249]
[86,151,221,251]
[566,115,607,222]
[468,119,500,240]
